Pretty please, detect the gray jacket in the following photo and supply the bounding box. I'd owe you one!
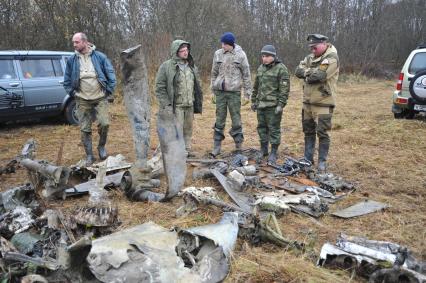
[211,44,252,95]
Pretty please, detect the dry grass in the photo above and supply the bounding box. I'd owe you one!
[0,77,425,282]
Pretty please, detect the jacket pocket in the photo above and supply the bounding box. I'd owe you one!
[319,84,331,97]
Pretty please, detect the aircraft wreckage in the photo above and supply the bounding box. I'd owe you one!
[0,45,422,283]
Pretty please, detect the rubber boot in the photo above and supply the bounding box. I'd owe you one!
[81,132,95,166]
[97,126,108,160]
[304,135,316,164]
[318,140,330,173]
[267,144,279,165]
[260,142,269,157]
[235,140,243,152]
[210,140,222,157]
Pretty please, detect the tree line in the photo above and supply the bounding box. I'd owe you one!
[1,0,424,78]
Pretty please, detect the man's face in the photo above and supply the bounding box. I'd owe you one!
[222,43,233,52]
[261,54,275,65]
[72,34,88,53]
[310,42,328,57]
[177,45,189,60]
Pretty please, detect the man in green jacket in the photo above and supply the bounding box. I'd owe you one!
[295,34,339,172]
[251,45,290,165]
[155,40,203,156]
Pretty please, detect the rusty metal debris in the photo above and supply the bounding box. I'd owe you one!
[310,172,355,194]
[318,234,426,282]
[332,200,389,218]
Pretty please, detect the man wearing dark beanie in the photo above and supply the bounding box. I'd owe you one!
[210,32,252,157]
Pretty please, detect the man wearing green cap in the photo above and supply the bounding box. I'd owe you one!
[251,45,290,165]
[295,34,339,172]
[210,32,252,157]
[155,39,203,157]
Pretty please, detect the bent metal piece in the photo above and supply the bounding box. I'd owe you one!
[157,109,187,200]
[211,169,253,213]
[332,200,389,218]
[318,234,426,282]
[121,45,151,170]
[87,216,238,283]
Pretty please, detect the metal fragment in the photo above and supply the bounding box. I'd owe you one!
[332,200,389,218]
[157,109,187,200]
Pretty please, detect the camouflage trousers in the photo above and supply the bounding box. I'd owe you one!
[302,104,333,143]
[175,105,194,151]
[213,90,243,143]
[76,97,109,133]
[257,106,283,145]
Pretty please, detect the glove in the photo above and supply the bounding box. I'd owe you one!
[275,105,283,114]
[211,93,216,104]
[242,97,250,106]
[251,104,257,112]
[242,93,251,106]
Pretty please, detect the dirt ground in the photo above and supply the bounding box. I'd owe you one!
[0,77,425,282]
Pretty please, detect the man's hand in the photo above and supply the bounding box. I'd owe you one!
[251,104,257,112]
[275,105,283,114]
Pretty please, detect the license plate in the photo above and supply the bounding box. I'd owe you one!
[414,104,426,111]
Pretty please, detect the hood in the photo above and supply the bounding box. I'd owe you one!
[170,40,191,59]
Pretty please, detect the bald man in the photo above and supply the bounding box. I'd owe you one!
[64,32,116,165]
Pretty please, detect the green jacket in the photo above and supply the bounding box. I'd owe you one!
[294,44,339,107]
[155,40,203,113]
[252,60,290,109]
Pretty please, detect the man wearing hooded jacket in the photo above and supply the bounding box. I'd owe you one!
[155,39,203,156]
[251,45,290,165]
[64,32,116,166]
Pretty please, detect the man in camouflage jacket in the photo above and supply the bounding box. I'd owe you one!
[295,34,339,172]
[251,45,290,165]
[210,32,252,156]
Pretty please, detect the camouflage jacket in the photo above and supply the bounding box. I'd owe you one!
[155,40,203,113]
[252,60,290,109]
[210,44,252,95]
[294,44,339,107]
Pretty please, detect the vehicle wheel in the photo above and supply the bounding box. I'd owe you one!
[405,110,415,119]
[409,70,426,103]
[64,99,79,125]
[394,112,405,119]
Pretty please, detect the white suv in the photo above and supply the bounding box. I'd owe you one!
[392,45,426,119]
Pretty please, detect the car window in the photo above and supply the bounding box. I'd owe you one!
[0,59,17,79]
[408,52,426,74]
[20,58,63,79]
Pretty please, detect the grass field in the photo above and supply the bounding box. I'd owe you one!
[0,77,425,282]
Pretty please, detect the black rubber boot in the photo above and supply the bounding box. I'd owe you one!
[267,144,279,165]
[304,135,316,164]
[210,140,222,157]
[81,132,95,166]
[318,140,330,173]
[235,140,243,152]
[260,142,269,157]
[97,126,109,160]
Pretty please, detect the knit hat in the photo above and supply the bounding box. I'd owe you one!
[221,32,235,46]
[261,45,277,57]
